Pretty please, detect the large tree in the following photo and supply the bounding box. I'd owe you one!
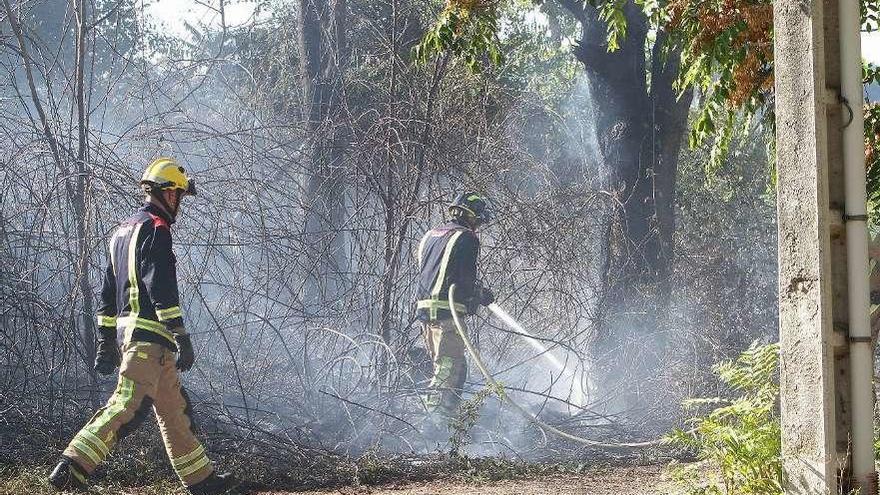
[298,0,351,309]
[561,2,692,294]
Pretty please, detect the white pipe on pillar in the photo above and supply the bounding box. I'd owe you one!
[839,0,877,492]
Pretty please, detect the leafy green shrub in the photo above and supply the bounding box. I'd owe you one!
[666,342,782,495]
[449,385,501,455]
[413,1,503,71]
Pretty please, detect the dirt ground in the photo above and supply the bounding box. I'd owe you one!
[0,463,669,495]
[259,465,666,495]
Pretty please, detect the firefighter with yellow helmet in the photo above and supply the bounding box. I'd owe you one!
[48,158,233,494]
[416,192,495,420]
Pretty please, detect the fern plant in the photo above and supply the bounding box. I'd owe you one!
[666,342,782,495]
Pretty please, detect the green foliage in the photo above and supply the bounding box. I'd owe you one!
[414,3,504,72]
[598,0,630,52]
[666,342,782,495]
[661,0,774,176]
[495,1,580,102]
[661,0,879,181]
[866,63,880,221]
[863,0,880,31]
[449,385,503,454]
[598,0,660,52]
[416,0,660,71]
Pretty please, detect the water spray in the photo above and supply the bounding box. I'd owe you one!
[448,284,662,450]
[487,303,566,369]
[486,302,586,408]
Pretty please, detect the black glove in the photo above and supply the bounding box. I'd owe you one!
[479,286,495,307]
[174,333,195,372]
[94,327,120,376]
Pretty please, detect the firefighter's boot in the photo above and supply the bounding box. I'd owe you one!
[48,457,88,491]
[187,470,234,495]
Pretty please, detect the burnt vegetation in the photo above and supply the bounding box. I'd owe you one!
[0,0,779,490]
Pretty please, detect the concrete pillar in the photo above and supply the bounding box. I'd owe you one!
[775,0,874,493]
[774,2,838,491]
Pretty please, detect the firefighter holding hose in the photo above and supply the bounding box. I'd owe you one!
[416,193,495,421]
[48,158,232,494]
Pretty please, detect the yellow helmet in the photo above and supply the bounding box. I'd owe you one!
[140,157,197,196]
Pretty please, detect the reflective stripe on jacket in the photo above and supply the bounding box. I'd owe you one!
[95,203,182,348]
[415,220,479,321]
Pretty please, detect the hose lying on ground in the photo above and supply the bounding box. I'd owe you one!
[447,284,664,450]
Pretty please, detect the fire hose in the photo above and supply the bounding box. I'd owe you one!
[447,284,664,450]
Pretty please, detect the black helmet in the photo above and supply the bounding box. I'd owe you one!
[449,192,493,226]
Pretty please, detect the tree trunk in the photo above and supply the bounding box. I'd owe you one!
[563,1,693,417]
[646,34,694,292]
[568,3,692,296]
[298,0,349,310]
[72,0,97,396]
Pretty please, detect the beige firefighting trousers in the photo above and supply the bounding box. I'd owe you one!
[62,341,213,487]
[422,318,468,416]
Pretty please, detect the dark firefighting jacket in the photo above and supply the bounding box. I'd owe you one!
[416,220,480,321]
[95,203,183,350]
